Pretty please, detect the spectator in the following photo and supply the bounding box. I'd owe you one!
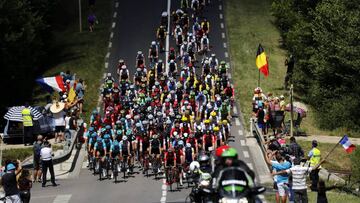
[256,102,266,135]
[273,158,318,203]
[265,151,291,203]
[289,137,304,161]
[75,78,85,114]
[88,13,97,32]
[308,140,321,191]
[41,141,57,187]
[69,112,78,131]
[33,135,44,183]
[50,102,66,143]
[18,169,32,203]
[22,102,34,146]
[1,160,22,203]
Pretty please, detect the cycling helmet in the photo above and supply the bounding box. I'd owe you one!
[121,65,127,69]
[101,128,106,133]
[158,59,163,63]
[157,112,163,117]
[6,163,16,171]
[122,136,128,141]
[116,130,122,135]
[135,123,142,128]
[178,140,184,147]
[186,143,192,148]
[170,59,175,63]
[126,115,131,119]
[183,133,189,138]
[97,137,103,142]
[91,132,98,137]
[137,51,142,55]
[210,111,217,117]
[220,61,226,65]
[107,73,112,77]
[118,59,124,63]
[103,134,111,139]
[88,127,95,132]
[105,125,111,130]
[211,53,216,57]
[204,119,210,124]
[166,119,172,125]
[215,145,230,157]
[126,129,132,136]
[222,120,228,125]
[153,134,158,139]
[213,126,220,132]
[181,117,188,122]
[148,114,154,120]
[115,120,121,125]
[173,131,179,138]
[92,110,98,115]
[142,120,149,125]
[221,147,238,159]
[189,161,200,171]
[198,154,210,162]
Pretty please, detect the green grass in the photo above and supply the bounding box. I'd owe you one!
[1,144,63,165]
[296,140,352,171]
[32,0,112,122]
[265,191,360,203]
[224,0,360,138]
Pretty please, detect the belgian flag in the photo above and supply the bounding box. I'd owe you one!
[255,44,269,77]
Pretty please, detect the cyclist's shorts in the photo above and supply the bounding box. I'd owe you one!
[151,148,160,155]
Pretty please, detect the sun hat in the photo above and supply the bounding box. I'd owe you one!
[50,101,65,114]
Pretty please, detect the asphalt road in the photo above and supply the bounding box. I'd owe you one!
[28,0,267,202]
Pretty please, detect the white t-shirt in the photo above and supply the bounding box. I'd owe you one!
[40,147,52,161]
[286,165,312,190]
[65,116,71,129]
[53,111,66,127]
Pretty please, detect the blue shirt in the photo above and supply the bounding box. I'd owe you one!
[111,141,122,152]
[271,160,291,183]
[94,140,106,151]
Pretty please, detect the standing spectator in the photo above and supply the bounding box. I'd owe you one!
[22,103,34,146]
[289,137,304,161]
[308,140,321,191]
[1,160,22,202]
[317,180,338,203]
[50,102,66,143]
[266,151,291,203]
[273,158,323,203]
[33,135,44,183]
[18,169,32,203]
[75,78,85,114]
[88,13,97,32]
[41,141,58,187]
[256,101,266,135]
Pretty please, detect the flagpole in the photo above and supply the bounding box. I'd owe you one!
[320,137,343,163]
[258,70,260,87]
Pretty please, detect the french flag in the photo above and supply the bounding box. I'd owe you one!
[339,135,356,154]
[36,75,66,93]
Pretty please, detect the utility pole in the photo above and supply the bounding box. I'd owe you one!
[79,0,82,32]
[290,84,294,137]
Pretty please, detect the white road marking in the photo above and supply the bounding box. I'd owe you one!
[106,52,110,58]
[160,197,166,203]
[115,2,119,8]
[165,0,171,74]
[224,52,229,58]
[219,13,223,19]
[221,32,225,38]
[112,22,116,28]
[110,32,114,39]
[219,5,222,10]
[108,42,112,48]
[233,106,238,114]
[243,151,250,158]
[240,140,246,146]
[235,118,241,126]
[223,42,227,48]
[220,23,224,29]
[53,194,72,203]
[238,129,243,136]
[113,12,117,18]
[105,62,109,69]
[248,163,254,170]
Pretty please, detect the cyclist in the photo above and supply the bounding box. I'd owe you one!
[93,137,106,173]
[119,65,129,81]
[149,134,162,173]
[156,26,166,52]
[110,136,122,179]
[200,35,210,55]
[120,135,131,173]
[148,41,159,64]
[136,51,145,68]
[201,18,210,34]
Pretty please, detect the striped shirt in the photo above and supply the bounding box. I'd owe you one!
[286,165,312,190]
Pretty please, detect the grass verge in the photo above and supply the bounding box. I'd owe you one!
[296,140,352,171]
[1,145,63,165]
[224,0,359,138]
[265,191,360,203]
[32,0,112,122]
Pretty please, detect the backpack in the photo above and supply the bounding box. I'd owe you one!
[34,143,42,158]
[185,146,193,163]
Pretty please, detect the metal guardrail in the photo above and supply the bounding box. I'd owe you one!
[21,122,85,169]
[250,118,271,171]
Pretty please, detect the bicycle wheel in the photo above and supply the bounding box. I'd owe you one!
[99,162,102,181]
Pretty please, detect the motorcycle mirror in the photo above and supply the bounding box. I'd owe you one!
[250,186,266,195]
